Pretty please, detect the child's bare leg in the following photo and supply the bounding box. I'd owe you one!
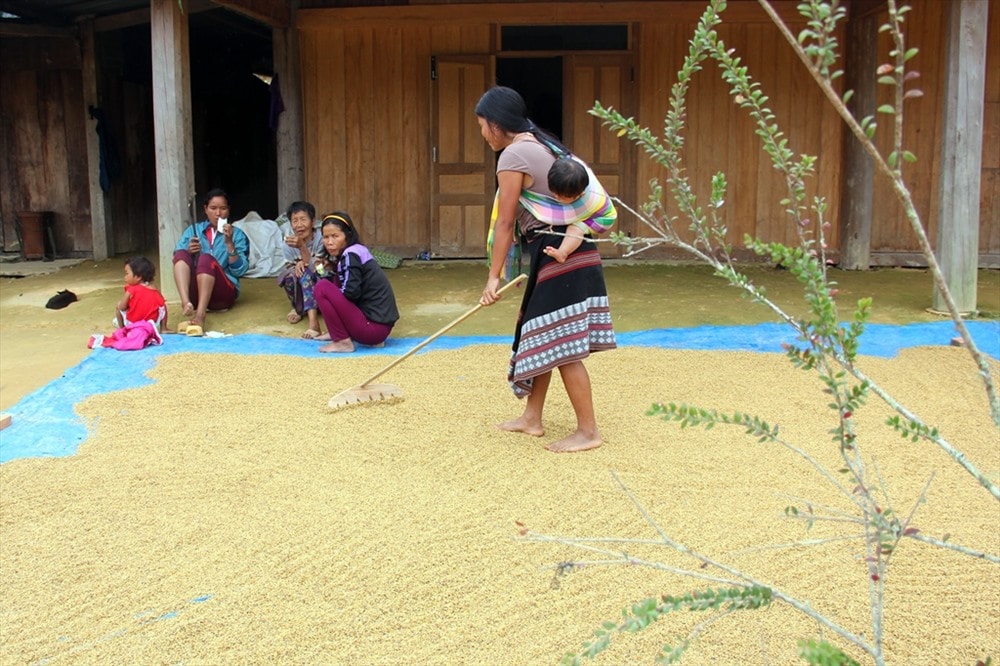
[498,371,550,437]
[546,361,602,453]
[542,246,568,263]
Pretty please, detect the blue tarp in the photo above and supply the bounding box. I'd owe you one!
[1,321,997,463]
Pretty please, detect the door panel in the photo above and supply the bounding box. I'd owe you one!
[431,55,494,257]
[564,55,634,257]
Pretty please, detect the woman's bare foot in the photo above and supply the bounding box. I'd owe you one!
[319,339,355,353]
[545,430,602,453]
[497,417,544,437]
[314,333,331,341]
[182,302,195,317]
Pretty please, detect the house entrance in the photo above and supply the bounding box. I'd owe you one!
[496,57,564,142]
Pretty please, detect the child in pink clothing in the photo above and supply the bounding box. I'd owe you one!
[88,256,168,351]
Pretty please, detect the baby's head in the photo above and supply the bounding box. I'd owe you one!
[548,157,589,204]
[125,256,156,283]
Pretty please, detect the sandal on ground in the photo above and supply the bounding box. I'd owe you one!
[301,328,322,340]
[176,320,193,334]
[287,309,302,324]
[185,324,204,337]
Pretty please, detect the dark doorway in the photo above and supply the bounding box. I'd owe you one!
[189,9,276,221]
[496,57,564,142]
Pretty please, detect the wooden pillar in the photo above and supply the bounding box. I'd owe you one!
[273,0,304,215]
[933,0,988,313]
[80,19,110,261]
[150,0,195,293]
[838,7,878,270]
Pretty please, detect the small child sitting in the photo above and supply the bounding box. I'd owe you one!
[542,157,592,264]
[88,256,168,351]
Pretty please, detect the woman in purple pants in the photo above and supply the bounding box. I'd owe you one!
[313,212,399,353]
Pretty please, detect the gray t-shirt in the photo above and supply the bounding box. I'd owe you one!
[497,138,557,236]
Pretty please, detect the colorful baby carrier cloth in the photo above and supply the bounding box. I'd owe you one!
[486,155,616,280]
[519,158,617,235]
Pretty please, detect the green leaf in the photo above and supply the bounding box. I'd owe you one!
[877,104,895,114]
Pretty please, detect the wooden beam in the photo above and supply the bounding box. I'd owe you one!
[0,24,75,38]
[273,0,304,212]
[93,0,214,32]
[80,19,109,261]
[151,0,196,291]
[296,1,807,28]
[838,5,877,269]
[933,0,988,313]
[212,0,289,28]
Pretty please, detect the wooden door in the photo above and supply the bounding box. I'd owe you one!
[563,55,635,257]
[430,55,494,257]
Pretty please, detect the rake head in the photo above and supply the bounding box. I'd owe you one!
[327,383,404,411]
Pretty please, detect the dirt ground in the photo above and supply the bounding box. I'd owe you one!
[0,256,998,664]
[2,254,997,412]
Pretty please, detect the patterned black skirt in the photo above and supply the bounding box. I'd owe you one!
[507,233,616,397]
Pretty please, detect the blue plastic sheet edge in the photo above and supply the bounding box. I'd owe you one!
[1,320,997,463]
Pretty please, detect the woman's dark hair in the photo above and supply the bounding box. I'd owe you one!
[548,157,589,199]
[127,256,156,283]
[474,85,570,156]
[320,211,361,249]
[202,188,229,207]
[286,200,316,221]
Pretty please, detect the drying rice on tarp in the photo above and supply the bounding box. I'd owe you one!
[1,345,997,664]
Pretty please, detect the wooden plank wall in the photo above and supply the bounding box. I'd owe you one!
[0,35,91,257]
[299,20,491,250]
[981,0,1000,259]
[635,16,842,255]
[297,0,997,262]
[864,0,998,264]
[298,2,841,258]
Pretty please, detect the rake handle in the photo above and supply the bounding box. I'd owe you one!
[359,273,527,387]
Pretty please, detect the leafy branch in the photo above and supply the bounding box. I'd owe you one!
[539,0,1000,663]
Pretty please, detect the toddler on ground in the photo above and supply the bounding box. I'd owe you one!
[87,256,167,351]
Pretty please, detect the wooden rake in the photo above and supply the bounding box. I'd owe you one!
[327,273,528,410]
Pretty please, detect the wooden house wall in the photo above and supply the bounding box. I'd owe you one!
[0,35,92,257]
[299,19,492,251]
[297,0,997,263]
[868,0,999,264]
[634,13,843,256]
[980,0,999,259]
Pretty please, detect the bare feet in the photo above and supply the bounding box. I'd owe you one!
[301,328,322,340]
[545,430,603,453]
[287,309,302,324]
[314,333,331,341]
[182,302,195,318]
[319,339,355,353]
[497,417,544,437]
